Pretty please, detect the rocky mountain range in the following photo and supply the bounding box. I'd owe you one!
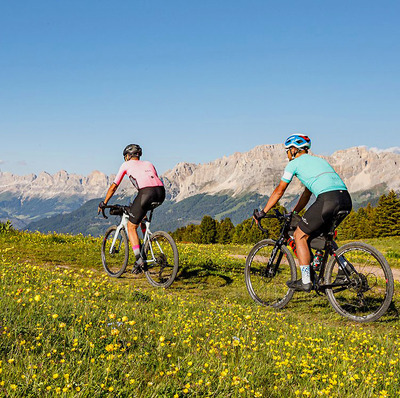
[1,144,399,232]
[0,169,132,202]
[162,145,400,201]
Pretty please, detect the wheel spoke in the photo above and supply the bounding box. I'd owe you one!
[101,227,129,277]
[144,232,178,288]
[326,242,394,322]
[245,240,297,309]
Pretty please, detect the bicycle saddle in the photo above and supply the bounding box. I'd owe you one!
[327,210,350,235]
[149,202,163,210]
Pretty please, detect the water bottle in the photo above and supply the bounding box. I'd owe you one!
[312,250,323,271]
[288,237,297,256]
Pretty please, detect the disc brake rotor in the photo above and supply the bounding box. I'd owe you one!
[155,253,168,267]
[349,272,370,293]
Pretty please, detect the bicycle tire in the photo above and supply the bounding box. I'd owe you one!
[245,239,297,309]
[325,241,394,322]
[101,225,129,277]
[144,231,179,288]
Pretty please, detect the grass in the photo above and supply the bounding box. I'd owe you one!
[0,230,399,397]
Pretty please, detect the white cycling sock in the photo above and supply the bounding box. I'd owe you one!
[300,265,311,284]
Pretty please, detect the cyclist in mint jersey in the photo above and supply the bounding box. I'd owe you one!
[253,134,352,292]
[98,144,165,273]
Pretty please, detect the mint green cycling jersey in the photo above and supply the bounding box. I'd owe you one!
[281,154,347,197]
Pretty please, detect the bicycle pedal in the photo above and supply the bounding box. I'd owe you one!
[131,265,143,275]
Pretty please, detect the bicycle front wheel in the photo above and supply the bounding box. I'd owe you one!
[325,242,394,322]
[245,239,297,309]
[144,231,179,288]
[101,226,129,277]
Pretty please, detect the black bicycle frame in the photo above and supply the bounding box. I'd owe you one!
[255,209,353,292]
[261,213,291,278]
[313,232,354,292]
[264,239,285,278]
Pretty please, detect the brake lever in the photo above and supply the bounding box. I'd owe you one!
[273,208,281,218]
[101,207,108,219]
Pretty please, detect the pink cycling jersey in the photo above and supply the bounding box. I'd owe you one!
[113,160,164,190]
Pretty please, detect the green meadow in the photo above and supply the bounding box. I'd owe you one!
[0,229,399,397]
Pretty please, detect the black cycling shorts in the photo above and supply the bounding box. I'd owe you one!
[127,186,166,225]
[298,190,352,236]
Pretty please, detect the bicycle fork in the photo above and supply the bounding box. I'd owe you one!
[264,243,284,278]
[109,226,126,255]
[109,215,129,255]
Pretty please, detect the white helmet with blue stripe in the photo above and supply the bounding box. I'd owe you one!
[284,134,311,150]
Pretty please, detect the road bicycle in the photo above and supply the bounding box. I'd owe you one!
[244,209,394,322]
[100,203,179,288]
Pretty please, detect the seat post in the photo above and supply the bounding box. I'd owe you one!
[147,202,162,223]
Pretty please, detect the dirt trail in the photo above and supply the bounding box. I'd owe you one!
[231,254,400,282]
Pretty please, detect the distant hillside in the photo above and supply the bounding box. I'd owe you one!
[27,193,271,236]
[0,192,85,229]
[26,186,384,237]
[26,198,115,236]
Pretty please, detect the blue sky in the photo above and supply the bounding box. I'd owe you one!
[1,0,399,176]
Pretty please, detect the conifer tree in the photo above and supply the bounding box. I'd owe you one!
[373,191,400,237]
[357,204,375,238]
[171,226,185,242]
[217,218,235,244]
[232,222,246,244]
[185,224,202,243]
[200,215,217,244]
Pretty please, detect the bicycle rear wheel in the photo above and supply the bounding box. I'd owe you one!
[101,226,129,277]
[245,239,297,309]
[144,231,179,288]
[325,242,394,322]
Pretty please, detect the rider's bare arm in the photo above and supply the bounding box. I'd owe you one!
[262,180,289,214]
[104,183,118,204]
[98,183,118,213]
[293,187,312,213]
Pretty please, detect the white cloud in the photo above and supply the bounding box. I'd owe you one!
[369,147,400,154]
[0,160,4,165]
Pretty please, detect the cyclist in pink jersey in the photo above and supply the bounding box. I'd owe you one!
[113,157,164,190]
[98,144,165,273]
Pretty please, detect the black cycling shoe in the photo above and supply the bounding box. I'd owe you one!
[132,257,145,274]
[131,264,142,274]
[286,279,313,292]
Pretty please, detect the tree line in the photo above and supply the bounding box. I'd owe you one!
[338,190,400,239]
[171,203,290,244]
[171,190,400,244]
